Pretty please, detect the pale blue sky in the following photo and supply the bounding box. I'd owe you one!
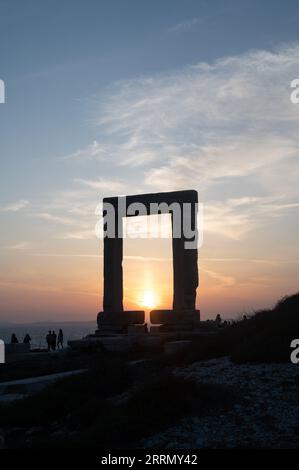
[1,0,299,321]
[2,0,299,201]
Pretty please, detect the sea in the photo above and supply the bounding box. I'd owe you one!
[0,322,96,349]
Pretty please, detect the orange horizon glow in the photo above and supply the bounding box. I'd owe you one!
[138,290,158,310]
[1,223,299,323]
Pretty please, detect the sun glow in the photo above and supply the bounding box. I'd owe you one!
[140,290,157,309]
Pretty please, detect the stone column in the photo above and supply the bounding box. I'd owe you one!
[103,208,123,312]
[172,201,198,311]
[183,201,198,310]
[172,235,185,311]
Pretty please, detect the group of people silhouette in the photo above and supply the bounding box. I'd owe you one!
[10,329,64,351]
[46,329,64,351]
[11,333,31,344]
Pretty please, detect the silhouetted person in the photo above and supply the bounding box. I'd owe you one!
[51,330,57,351]
[11,333,18,344]
[46,330,52,351]
[243,315,248,321]
[57,329,64,349]
[23,333,31,344]
[215,314,222,327]
[144,323,149,333]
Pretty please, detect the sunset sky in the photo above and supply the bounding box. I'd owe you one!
[1,0,299,323]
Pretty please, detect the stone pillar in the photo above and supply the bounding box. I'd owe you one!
[182,201,198,310]
[172,201,198,311]
[172,235,185,311]
[103,208,123,312]
[99,202,144,334]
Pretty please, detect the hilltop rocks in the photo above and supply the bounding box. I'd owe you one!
[141,357,299,448]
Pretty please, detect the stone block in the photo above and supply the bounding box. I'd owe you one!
[150,309,200,325]
[140,336,162,349]
[99,336,132,351]
[5,343,31,356]
[149,325,162,334]
[97,310,145,333]
[164,340,192,355]
[128,325,146,336]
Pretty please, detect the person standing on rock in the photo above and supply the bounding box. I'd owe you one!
[57,329,64,349]
[23,333,31,344]
[51,330,57,351]
[11,333,18,343]
[46,330,52,351]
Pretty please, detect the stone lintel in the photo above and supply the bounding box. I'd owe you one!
[150,309,200,325]
[103,189,198,214]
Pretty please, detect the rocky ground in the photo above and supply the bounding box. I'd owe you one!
[141,357,299,448]
[1,355,298,449]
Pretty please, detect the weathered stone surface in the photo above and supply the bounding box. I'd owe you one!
[140,358,299,449]
[97,310,145,333]
[5,343,30,356]
[98,310,145,325]
[141,336,163,349]
[0,369,87,397]
[103,236,123,312]
[148,325,162,334]
[0,432,4,449]
[99,336,132,352]
[103,189,198,211]
[150,309,200,325]
[98,189,199,334]
[69,334,161,352]
[164,340,192,355]
[128,325,147,336]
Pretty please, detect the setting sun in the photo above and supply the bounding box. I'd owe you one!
[140,290,157,309]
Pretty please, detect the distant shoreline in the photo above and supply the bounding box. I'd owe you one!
[0,320,96,327]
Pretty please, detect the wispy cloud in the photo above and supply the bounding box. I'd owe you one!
[57,229,95,240]
[74,177,126,193]
[202,268,236,288]
[168,17,201,33]
[23,44,299,245]
[0,280,99,297]
[30,212,75,225]
[7,241,33,250]
[1,199,30,212]
[61,140,109,162]
[67,44,299,177]
[59,43,299,239]
[204,196,299,239]
[30,253,169,263]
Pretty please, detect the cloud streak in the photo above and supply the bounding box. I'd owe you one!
[28,44,299,242]
[168,17,202,33]
[1,199,30,212]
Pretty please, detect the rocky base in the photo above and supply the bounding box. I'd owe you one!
[141,357,299,448]
[96,310,145,335]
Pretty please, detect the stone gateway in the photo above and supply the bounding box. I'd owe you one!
[97,190,200,334]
